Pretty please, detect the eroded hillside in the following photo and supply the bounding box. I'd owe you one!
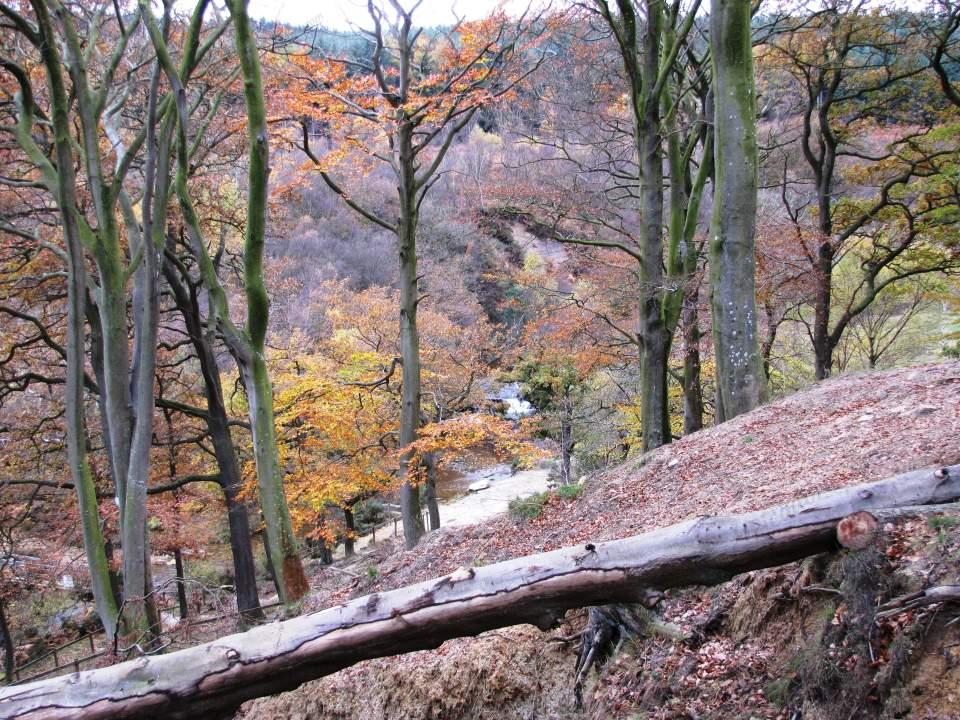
[240,362,960,720]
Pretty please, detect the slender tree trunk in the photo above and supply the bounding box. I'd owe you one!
[85,302,118,496]
[193,331,263,619]
[761,303,777,381]
[30,0,120,638]
[636,115,671,451]
[229,0,308,603]
[397,122,425,549]
[104,538,123,613]
[163,237,263,621]
[150,0,267,618]
[0,598,14,684]
[681,294,704,434]
[709,0,766,423]
[813,241,835,380]
[121,54,174,637]
[634,0,672,452]
[221,478,263,623]
[174,549,189,621]
[423,454,441,532]
[93,261,133,518]
[343,508,356,558]
[559,391,575,484]
[240,356,309,603]
[599,0,710,450]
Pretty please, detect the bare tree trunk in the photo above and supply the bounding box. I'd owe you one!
[343,508,356,558]
[0,598,13,685]
[635,17,672,451]
[221,479,263,623]
[423,454,441,532]
[161,256,264,622]
[397,121,425,549]
[174,550,189,621]
[600,0,694,453]
[681,293,704,434]
[4,464,957,720]
[709,0,766,423]
[120,55,169,635]
[760,303,778,381]
[813,242,835,380]
[559,390,575,484]
[228,0,308,603]
[240,356,308,603]
[144,1,273,617]
[25,0,120,639]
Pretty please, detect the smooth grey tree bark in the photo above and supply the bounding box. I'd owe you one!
[586,0,707,451]
[142,0,309,604]
[3,0,123,638]
[709,0,766,422]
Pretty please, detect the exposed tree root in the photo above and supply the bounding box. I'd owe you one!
[573,602,684,707]
[877,585,960,619]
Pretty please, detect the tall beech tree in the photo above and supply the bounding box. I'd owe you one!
[286,1,542,548]
[140,0,267,616]
[0,0,309,630]
[488,13,714,439]
[160,256,265,619]
[1,11,120,636]
[0,0,179,636]
[228,0,309,602]
[575,0,709,450]
[708,0,766,420]
[143,0,309,603]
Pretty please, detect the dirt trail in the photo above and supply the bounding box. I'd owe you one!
[438,466,552,527]
[340,464,554,557]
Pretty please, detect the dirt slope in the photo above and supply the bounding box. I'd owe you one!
[240,362,960,720]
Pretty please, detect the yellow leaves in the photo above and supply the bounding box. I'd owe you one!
[613,398,644,458]
[268,340,398,535]
[408,413,545,478]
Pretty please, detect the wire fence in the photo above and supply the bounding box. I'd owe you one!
[10,582,283,685]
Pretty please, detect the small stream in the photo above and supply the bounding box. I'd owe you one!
[434,462,516,501]
[436,463,552,528]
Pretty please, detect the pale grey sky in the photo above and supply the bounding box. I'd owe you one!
[247,0,532,29]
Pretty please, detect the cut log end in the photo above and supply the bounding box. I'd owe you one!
[837,511,879,550]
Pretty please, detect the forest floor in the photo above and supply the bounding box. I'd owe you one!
[240,360,960,720]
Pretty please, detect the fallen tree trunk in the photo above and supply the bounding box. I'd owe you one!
[2,464,958,720]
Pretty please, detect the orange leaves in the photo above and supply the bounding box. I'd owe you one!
[407,413,544,481]
[266,2,538,193]
[265,279,505,533]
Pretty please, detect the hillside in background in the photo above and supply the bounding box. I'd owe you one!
[241,361,960,720]
[2,0,959,713]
